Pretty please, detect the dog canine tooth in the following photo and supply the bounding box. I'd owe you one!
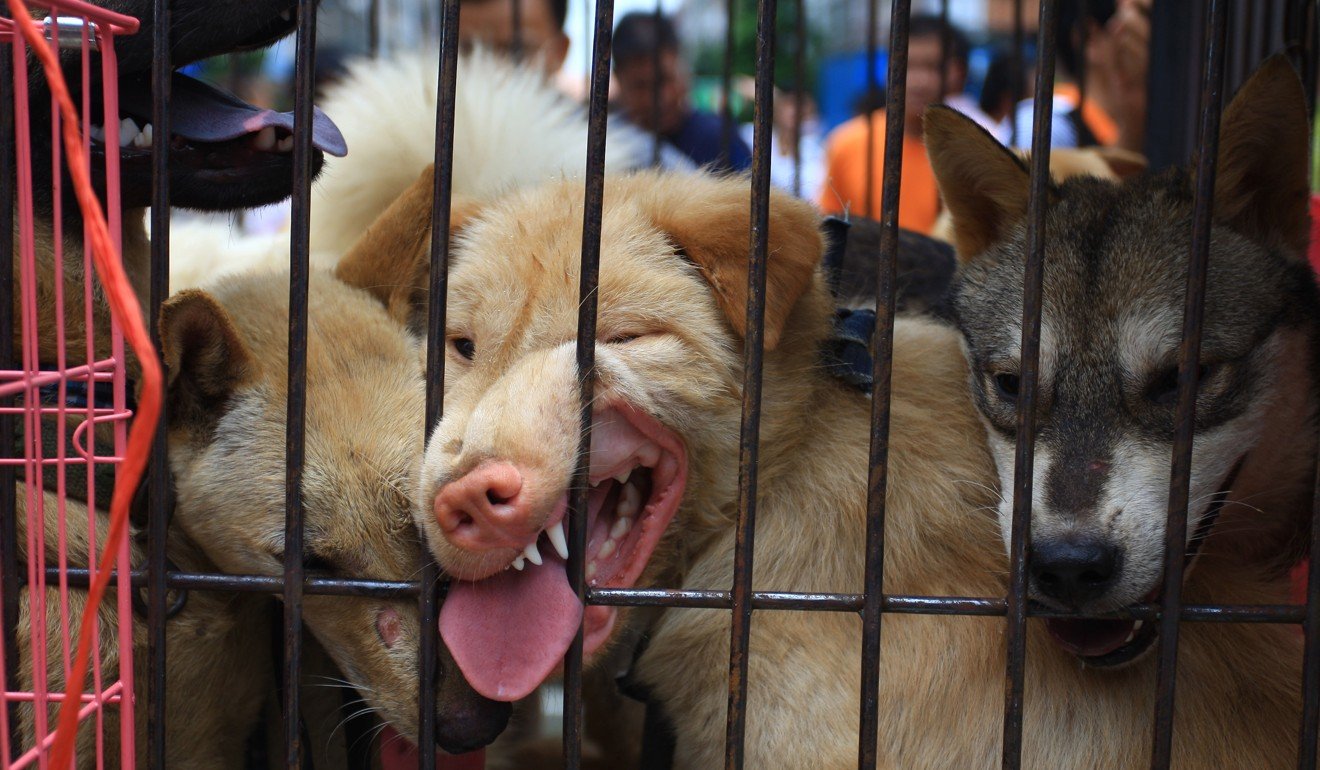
[598,538,616,560]
[610,516,633,540]
[118,117,138,147]
[547,521,569,560]
[276,136,294,153]
[512,555,526,571]
[254,126,277,151]
[614,470,631,484]
[523,541,543,566]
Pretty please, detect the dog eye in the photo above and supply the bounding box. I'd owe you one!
[451,337,476,360]
[607,334,640,345]
[1147,364,1215,407]
[992,371,1020,401]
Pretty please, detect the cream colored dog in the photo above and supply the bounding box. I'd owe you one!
[331,161,1304,767]
[15,269,510,765]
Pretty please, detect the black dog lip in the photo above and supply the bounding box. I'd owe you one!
[115,72,347,156]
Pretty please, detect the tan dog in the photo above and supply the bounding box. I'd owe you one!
[335,138,1304,763]
[15,269,510,765]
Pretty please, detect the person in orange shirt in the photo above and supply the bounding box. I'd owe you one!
[817,15,965,235]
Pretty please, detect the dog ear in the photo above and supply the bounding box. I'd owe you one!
[1212,55,1310,257]
[925,106,1033,263]
[643,175,824,350]
[160,290,254,434]
[335,164,482,325]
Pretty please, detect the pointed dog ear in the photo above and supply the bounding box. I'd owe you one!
[925,106,1035,263]
[160,290,254,435]
[1212,55,1311,258]
[335,164,483,325]
[641,174,824,350]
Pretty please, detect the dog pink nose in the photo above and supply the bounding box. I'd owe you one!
[434,462,537,551]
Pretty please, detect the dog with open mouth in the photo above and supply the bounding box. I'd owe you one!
[334,57,1310,764]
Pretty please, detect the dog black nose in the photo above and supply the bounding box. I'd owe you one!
[1030,538,1119,606]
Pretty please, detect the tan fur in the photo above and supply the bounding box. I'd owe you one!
[334,167,1302,767]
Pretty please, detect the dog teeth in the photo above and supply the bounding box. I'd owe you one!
[254,126,277,151]
[586,562,597,581]
[131,122,153,148]
[597,538,616,559]
[610,516,633,540]
[523,541,542,566]
[276,136,294,153]
[512,555,526,571]
[617,481,641,519]
[613,470,631,484]
[88,124,105,142]
[546,521,569,560]
[118,117,138,147]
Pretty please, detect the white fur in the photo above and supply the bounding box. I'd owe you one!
[168,48,649,291]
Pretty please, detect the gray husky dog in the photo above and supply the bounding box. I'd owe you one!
[927,55,1318,667]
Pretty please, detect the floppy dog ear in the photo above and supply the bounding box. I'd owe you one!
[643,175,824,350]
[925,106,1034,263]
[1212,55,1310,258]
[335,164,482,325]
[160,290,254,435]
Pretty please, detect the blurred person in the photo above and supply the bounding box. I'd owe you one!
[612,12,752,173]
[818,14,963,234]
[1010,0,1151,151]
[930,20,1007,142]
[458,0,570,77]
[736,80,826,198]
[977,49,1019,136]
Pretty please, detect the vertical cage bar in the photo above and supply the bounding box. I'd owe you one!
[0,4,18,760]
[856,1,909,767]
[283,0,320,764]
[510,0,523,61]
[721,0,736,169]
[791,0,806,197]
[724,1,775,768]
[1149,1,1229,766]
[1300,452,1320,767]
[1076,0,1088,120]
[368,0,381,57]
[562,1,614,766]
[419,1,462,765]
[1001,1,1057,767]
[146,0,171,763]
[863,0,878,215]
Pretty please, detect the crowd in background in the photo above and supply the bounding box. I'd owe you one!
[192,0,1153,238]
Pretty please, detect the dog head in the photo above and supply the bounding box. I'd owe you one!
[335,166,829,702]
[928,56,1318,666]
[22,0,345,216]
[159,273,509,753]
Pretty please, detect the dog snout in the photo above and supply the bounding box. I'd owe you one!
[1030,538,1120,607]
[433,461,540,551]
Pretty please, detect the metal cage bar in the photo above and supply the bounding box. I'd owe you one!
[1001,1,1057,766]
[1149,1,1230,766]
[562,1,614,766]
[0,3,17,760]
[856,0,908,767]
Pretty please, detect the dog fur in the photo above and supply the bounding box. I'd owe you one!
[167,48,648,292]
[333,57,1309,760]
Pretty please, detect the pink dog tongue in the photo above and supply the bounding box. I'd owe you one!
[440,558,583,702]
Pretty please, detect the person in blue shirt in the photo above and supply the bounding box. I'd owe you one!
[611,12,752,173]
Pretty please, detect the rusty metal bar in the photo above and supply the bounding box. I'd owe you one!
[146,0,172,762]
[1077,0,1088,122]
[938,0,949,99]
[1001,1,1057,766]
[791,0,806,197]
[282,0,320,764]
[419,1,462,765]
[1149,1,1229,766]
[1299,448,1320,766]
[368,0,380,57]
[724,2,777,767]
[510,0,523,61]
[0,5,18,758]
[563,1,614,766]
[1011,0,1024,146]
[857,0,908,767]
[651,1,662,167]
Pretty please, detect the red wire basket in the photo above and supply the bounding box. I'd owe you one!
[1,2,144,766]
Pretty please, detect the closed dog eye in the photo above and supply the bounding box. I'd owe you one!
[451,337,476,360]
